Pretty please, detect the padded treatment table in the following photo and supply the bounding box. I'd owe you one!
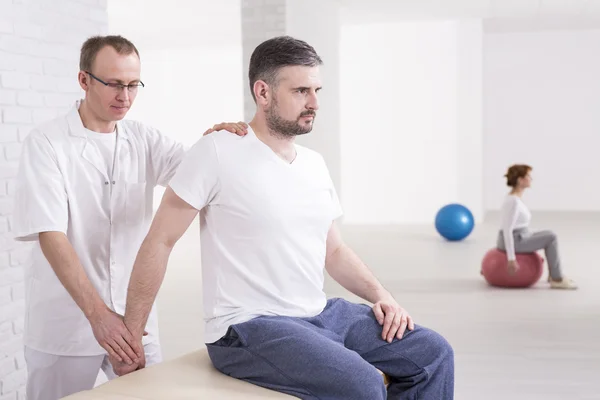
[62,347,390,399]
[62,348,293,399]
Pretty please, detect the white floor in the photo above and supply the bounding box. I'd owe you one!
[148,212,600,399]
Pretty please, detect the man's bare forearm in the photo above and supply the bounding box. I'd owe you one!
[325,243,392,304]
[123,235,172,339]
[123,186,200,341]
[39,231,107,320]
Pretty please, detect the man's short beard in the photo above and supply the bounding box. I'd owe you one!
[266,96,315,137]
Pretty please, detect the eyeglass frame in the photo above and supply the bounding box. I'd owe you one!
[85,71,145,92]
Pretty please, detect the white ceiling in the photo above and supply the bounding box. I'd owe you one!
[339,0,600,32]
[107,0,242,49]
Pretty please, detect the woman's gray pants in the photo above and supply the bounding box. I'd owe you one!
[497,228,563,280]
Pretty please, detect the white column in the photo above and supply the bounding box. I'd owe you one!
[285,0,342,196]
[457,20,483,222]
[241,0,287,122]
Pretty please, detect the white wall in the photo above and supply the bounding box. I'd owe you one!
[340,20,483,224]
[484,29,600,211]
[457,21,483,221]
[108,0,244,207]
[241,0,286,122]
[286,0,342,198]
[0,1,108,397]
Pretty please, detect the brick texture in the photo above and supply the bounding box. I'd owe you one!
[0,0,108,397]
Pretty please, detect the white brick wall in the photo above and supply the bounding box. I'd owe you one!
[241,0,287,121]
[0,1,108,398]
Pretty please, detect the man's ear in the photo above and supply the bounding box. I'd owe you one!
[253,80,270,106]
[78,71,89,91]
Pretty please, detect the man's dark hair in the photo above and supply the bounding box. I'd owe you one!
[248,35,323,102]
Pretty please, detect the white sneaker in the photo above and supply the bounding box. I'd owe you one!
[549,277,578,290]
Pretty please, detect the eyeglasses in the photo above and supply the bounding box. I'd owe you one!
[85,71,145,92]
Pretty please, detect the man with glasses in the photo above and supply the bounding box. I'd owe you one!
[12,35,246,400]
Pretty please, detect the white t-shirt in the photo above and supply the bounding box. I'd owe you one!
[168,127,343,343]
[500,194,532,260]
[84,128,116,178]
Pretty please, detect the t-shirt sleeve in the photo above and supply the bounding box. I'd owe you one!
[330,182,343,221]
[168,136,220,210]
[145,124,188,187]
[319,155,343,221]
[13,131,68,241]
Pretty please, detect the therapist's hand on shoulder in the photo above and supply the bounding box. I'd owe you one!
[88,306,144,367]
[203,121,248,136]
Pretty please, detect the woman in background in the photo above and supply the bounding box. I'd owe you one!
[496,164,577,290]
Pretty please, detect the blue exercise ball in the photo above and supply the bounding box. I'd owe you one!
[435,203,474,241]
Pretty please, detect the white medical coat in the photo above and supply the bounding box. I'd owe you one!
[13,100,186,356]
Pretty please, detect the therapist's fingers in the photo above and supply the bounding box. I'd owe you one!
[102,342,123,364]
[233,124,244,134]
[108,354,138,377]
[137,350,147,369]
[210,122,248,136]
[235,121,248,133]
[122,330,144,360]
[110,339,134,365]
[116,335,139,364]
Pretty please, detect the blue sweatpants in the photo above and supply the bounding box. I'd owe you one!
[206,298,454,399]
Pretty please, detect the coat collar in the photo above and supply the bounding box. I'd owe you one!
[66,99,129,141]
[67,100,130,181]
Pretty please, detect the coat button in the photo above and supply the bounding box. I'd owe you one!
[104,181,109,185]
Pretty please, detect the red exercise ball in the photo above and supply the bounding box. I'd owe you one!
[481,248,544,288]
